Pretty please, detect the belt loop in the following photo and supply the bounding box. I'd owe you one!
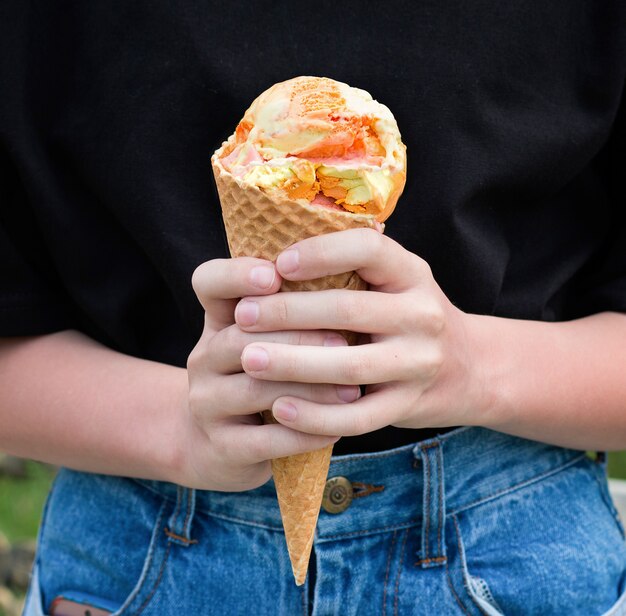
[165,486,197,547]
[416,440,447,568]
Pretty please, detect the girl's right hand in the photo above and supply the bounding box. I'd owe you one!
[179,257,356,492]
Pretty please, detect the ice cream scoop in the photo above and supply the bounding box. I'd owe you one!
[219,76,406,221]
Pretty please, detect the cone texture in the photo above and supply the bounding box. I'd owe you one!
[212,142,376,585]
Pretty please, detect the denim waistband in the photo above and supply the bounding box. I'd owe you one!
[135,427,587,544]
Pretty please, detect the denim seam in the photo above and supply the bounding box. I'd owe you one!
[164,528,198,545]
[332,449,415,464]
[181,488,195,541]
[451,514,493,616]
[449,453,587,516]
[170,486,183,531]
[132,479,178,504]
[436,446,444,557]
[204,510,284,532]
[423,450,432,560]
[415,556,447,566]
[394,528,409,616]
[444,548,472,616]
[320,519,421,540]
[382,530,398,616]
[134,541,172,616]
[588,461,626,540]
[117,499,168,615]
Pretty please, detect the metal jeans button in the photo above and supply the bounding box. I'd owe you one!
[322,476,353,514]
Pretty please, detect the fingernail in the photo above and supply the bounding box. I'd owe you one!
[249,265,275,289]
[277,249,299,274]
[324,334,348,347]
[242,346,269,371]
[274,401,297,421]
[235,300,259,326]
[336,385,361,402]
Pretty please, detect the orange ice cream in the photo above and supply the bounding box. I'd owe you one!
[218,76,406,221]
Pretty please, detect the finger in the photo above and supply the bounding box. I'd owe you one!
[191,373,361,420]
[275,228,430,291]
[241,339,428,384]
[235,289,443,336]
[207,326,348,374]
[228,423,340,464]
[270,387,407,437]
[192,257,282,327]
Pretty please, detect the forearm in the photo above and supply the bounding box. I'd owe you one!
[469,311,626,450]
[0,330,188,481]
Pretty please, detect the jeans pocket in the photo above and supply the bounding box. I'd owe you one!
[33,470,174,616]
[446,459,626,616]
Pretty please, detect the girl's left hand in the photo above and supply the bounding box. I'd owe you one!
[235,228,488,437]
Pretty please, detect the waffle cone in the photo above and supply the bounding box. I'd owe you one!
[212,141,376,585]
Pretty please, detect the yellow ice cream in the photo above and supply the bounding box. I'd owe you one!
[218,76,406,221]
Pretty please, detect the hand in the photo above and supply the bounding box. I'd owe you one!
[182,257,357,492]
[235,229,487,437]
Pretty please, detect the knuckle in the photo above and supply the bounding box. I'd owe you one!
[221,325,242,354]
[245,436,267,462]
[415,255,433,278]
[335,293,363,328]
[341,351,370,383]
[360,227,385,255]
[353,409,376,435]
[186,344,201,372]
[421,344,445,380]
[191,260,219,295]
[424,303,446,335]
[274,297,290,325]
[309,409,329,435]
[245,375,265,401]
[211,428,232,458]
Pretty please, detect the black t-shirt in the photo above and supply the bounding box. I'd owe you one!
[1,2,625,454]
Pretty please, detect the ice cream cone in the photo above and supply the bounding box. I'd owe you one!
[210,75,406,586]
[212,141,376,585]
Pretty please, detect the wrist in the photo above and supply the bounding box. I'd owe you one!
[460,312,509,430]
[153,367,193,486]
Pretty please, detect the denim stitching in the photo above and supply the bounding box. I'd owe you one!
[322,519,421,540]
[117,500,168,615]
[382,530,398,616]
[164,528,198,544]
[422,448,432,560]
[352,482,385,499]
[134,541,172,616]
[587,460,626,540]
[301,579,307,616]
[452,514,492,616]
[204,510,284,532]
[449,453,586,515]
[444,546,472,616]
[169,485,183,532]
[331,449,415,464]
[436,445,444,557]
[180,488,196,542]
[414,556,447,566]
[393,529,409,616]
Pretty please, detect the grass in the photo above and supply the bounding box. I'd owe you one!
[609,451,626,481]
[0,461,56,542]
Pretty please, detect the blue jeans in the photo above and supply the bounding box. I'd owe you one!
[24,427,626,615]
